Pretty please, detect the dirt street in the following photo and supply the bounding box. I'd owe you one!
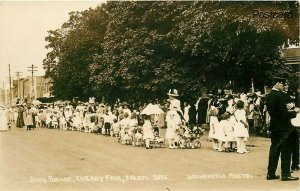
[0,125,299,191]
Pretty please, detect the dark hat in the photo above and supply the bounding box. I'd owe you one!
[272,77,287,85]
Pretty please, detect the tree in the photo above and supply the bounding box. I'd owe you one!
[44,1,299,102]
[44,4,109,100]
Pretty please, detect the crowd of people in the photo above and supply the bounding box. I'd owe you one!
[0,83,299,180]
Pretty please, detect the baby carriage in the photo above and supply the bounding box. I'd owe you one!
[131,126,144,147]
[118,123,133,145]
[177,125,204,149]
[150,126,165,148]
[120,131,133,145]
[110,124,120,137]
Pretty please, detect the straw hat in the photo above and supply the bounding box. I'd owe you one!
[167,89,179,97]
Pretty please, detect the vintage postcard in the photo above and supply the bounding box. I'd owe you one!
[0,1,299,191]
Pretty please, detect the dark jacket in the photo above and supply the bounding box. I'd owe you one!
[266,89,296,134]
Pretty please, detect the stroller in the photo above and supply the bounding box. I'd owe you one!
[150,125,165,148]
[177,125,204,149]
[131,126,144,147]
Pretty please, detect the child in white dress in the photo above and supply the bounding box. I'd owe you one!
[142,115,154,149]
[52,111,59,129]
[208,106,219,150]
[233,100,249,154]
[111,118,120,137]
[222,113,235,152]
[217,112,231,152]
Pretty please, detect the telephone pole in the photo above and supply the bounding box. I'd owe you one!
[15,71,22,99]
[8,64,12,106]
[27,65,38,99]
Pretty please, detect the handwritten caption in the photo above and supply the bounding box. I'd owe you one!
[28,174,169,184]
[28,173,254,184]
[187,173,254,180]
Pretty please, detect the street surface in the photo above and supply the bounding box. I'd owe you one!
[0,125,299,191]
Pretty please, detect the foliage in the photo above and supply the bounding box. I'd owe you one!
[43,1,299,102]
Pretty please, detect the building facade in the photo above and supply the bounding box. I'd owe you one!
[14,76,53,103]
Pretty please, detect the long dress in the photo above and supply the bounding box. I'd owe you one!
[222,120,235,142]
[208,116,219,139]
[16,107,25,127]
[165,109,181,140]
[0,109,9,131]
[233,109,249,138]
[197,97,209,124]
[24,109,34,127]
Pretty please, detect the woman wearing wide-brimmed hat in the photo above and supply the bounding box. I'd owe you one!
[165,89,184,149]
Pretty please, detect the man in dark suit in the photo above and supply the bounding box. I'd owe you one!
[266,77,299,181]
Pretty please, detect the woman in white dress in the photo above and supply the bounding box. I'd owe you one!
[165,108,182,149]
[0,108,9,131]
[24,107,34,130]
[208,106,219,150]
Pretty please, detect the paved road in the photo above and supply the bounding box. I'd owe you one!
[0,125,299,191]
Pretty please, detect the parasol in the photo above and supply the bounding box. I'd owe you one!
[140,103,164,115]
[32,100,42,105]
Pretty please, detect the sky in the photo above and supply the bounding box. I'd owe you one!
[0,0,105,89]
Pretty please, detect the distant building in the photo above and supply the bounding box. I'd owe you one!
[14,76,53,102]
[282,46,300,65]
[0,88,5,106]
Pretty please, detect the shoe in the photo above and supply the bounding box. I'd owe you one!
[281,176,299,181]
[266,175,280,180]
[291,166,300,171]
[146,147,150,149]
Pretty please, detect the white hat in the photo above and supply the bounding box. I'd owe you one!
[256,91,263,97]
[167,89,179,97]
[89,97,95,104]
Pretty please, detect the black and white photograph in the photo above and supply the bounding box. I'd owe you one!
[0,0,299,190]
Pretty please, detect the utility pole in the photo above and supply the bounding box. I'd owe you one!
[8,64,12,106]
[15,71,22,99]
[27,65,38,99]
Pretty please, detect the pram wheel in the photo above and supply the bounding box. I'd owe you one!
[179,140,185,149]
[193,140,201,148]
[189,142,195,149]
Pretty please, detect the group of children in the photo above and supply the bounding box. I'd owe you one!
[208,100,249,154]
[8,88,256,152]
[28,102,163,149]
